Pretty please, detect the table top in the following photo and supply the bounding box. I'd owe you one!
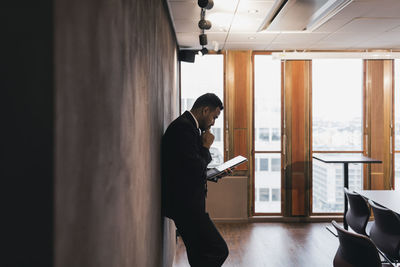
[355,190,400,215]
[313,153,382,164]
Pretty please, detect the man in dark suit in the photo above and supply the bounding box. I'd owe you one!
[162,93,229,267]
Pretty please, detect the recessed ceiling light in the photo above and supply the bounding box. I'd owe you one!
[248,9,259,14]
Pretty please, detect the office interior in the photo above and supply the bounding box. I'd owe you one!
[3,0,400,266]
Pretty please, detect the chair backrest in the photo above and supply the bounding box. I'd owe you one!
[368,199,400,261]
[344,188,371,236]
[332,220,382,267]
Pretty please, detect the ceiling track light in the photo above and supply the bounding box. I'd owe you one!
[199,34,208,46]
[198,0,214,10]
[198,19,212,30]
[198,46,209,56]
[196,0,213,55]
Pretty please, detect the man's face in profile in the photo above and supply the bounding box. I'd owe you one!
[199,106,221,131]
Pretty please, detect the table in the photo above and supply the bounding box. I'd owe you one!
[355,190,400,215]
[313,153,382,229]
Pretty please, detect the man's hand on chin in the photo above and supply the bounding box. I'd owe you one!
[201,129,214,149]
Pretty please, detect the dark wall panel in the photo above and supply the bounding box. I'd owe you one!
[55,0,178,266]
[2,2,54,267]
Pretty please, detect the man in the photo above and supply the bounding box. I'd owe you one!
[162,93,229,267]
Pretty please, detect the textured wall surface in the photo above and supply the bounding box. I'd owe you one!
[55,0,178,266]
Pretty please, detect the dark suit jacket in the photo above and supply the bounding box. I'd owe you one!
[162,111,212,220]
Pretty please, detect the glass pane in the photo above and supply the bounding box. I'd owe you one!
[312,59,363,151]
[254,55,281,151]
[395,155,400,191]
[271,188,280,201]
[254,153,281,213]
[312,155,363,213]
[181,55,224,168]
[396,60,400,152]
[395,60,400,190]
[259,188,270,201]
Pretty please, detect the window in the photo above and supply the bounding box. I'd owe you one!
[271,188,280,201]
[271,158,280,172]
[212,128,222,142]
[258,128,270,141]
[259,188,270,201]
[260,158,269,171]
[181,55,224,168]
[271,128,280,141]
[254,54,281,213]
[395,59,400,190]
[312,59,363,213]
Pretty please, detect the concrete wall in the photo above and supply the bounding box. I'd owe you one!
[55,0,178,266]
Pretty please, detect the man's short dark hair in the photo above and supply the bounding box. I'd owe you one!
[191,93,224,111]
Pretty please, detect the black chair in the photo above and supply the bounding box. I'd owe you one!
[368,199,400,264]
[344,188,371,236]
[332,220,391,267]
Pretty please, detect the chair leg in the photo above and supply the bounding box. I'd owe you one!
[377,249,396,267]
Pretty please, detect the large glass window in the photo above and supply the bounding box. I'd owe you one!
[254,55,281,213]
[312,59,363,213]
[181,55,224,167]
[395,59,400,190]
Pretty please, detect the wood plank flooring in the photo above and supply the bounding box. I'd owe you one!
[173,222,339,267]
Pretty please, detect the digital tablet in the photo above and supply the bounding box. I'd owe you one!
[206,155,248,181]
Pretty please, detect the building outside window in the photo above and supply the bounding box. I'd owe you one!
[181,55,224,168]
[254,54,281,213]
[395,59,400,190]
[259,188,270,201]
[260,158,269,171]
[312,59,363,213]
[258,128,270,141]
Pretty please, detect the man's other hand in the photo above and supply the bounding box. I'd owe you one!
[202,129,214,149]
[214,168,235,181]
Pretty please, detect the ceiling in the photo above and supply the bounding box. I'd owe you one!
[166,0,400,51]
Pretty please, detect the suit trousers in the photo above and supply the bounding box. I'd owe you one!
[174,212,229,267]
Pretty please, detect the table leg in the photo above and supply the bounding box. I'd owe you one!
[343,163,349,230]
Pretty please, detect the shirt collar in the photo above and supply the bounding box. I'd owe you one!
[188,110,199,129]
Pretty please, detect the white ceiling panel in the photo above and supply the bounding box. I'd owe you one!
[236,1,274,19]
[223,42,268,50]
[227,33,278,46]
[362,0,400,17]
[390,25,400,32]
[313,19,350,33]
[337,18,400,33]
[330,1,373,21]
[206,12,235,32]
[308,43,353,50]
[226,32,278,42]
[168,1,199,21]
[272,33,328,45]
[173,19,200,33]
[230,16,264,32]
[167,0,400,50]
[211,0,239,13]
[207,32,229,43]
[317,32,381,47]
[266,43,312,51]
[176,32,201,48]
[229,0,275,32]
[358,31,400,48]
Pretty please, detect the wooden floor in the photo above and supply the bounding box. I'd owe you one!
[173,222,339,267]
